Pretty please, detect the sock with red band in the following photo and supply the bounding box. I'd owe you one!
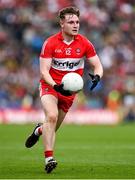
[44,150,53,164]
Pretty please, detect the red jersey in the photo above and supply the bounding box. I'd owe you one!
[40,32,96,84]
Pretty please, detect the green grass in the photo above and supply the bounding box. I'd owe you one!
[0,123,135,179]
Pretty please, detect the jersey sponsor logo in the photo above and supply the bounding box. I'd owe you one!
[52,58,84,71]
[53,60,80,69]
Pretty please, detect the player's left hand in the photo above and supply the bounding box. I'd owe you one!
[53,84,72,96]
[89,73,100,91]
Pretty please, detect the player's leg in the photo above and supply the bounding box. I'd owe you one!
[55,94,74,131]
[41,94,58,151]
[56,109,67,131]
[41,94,58,173]
[25,94,74,149]
[25,83,56,148]
[25,109,66,150]
[24,114,64,149]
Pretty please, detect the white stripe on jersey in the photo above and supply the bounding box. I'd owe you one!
[51,58,84,71]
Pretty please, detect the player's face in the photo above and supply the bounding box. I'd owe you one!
[61,14,80,36]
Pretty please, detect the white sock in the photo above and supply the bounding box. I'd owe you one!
[45,157,53,164]
[34,127,42,136]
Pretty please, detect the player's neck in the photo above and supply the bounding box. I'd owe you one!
[62,32,74,42]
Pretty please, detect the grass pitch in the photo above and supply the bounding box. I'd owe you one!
[0,123,135,179]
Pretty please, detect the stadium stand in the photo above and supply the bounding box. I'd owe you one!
[0,0,135,122]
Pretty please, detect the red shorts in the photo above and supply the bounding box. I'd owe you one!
[39,82,75,113]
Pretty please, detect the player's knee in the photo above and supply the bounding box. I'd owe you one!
[47,113,58,124]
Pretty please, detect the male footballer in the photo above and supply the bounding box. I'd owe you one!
[25,6,103,173]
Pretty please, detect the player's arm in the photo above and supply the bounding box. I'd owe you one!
[88,55,103,78]
[88,55,103,90]
[84,38,103,89]
[40,57,56,87]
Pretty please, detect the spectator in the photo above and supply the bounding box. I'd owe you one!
[0,0,135,115]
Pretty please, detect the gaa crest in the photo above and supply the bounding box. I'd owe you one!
[76,48,81,55]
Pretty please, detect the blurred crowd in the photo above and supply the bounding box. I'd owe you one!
[0,0,135,121]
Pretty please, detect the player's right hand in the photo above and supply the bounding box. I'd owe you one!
[53,84,72,96]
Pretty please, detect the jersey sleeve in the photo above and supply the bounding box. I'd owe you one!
[85,39,96,58]
[40,39,53,58]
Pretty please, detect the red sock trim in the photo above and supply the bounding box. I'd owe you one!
[38,127,42,135]
[44,150,53,158]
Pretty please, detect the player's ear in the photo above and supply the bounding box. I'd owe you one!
[60,19,64,28]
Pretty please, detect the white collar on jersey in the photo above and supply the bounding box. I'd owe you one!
[63,39,74,45]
